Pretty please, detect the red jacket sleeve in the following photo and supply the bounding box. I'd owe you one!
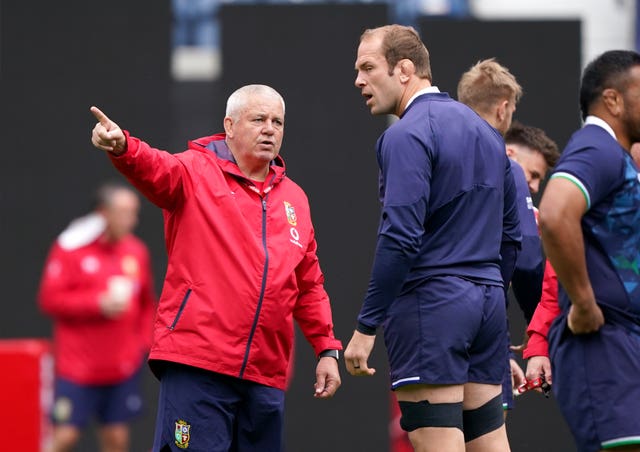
[109,132,187,211]
[293,227,342,355]
[523,260,560,359]
[38,244,104,320]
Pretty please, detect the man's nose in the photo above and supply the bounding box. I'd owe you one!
[264,120,276,133]
[530,180,540,194]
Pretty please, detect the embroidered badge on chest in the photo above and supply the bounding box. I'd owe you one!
[284,201,303,248]
[174,419,191,448]
[284,201,297,226]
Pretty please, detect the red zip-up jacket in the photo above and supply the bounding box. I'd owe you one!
[39,215,156,385]
[523,260,560,359]
[110,132,342,390]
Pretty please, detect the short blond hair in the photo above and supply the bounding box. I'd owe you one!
[457,58,522,114]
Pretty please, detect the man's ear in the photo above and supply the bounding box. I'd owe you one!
[398,59,415,83]
[223,116,233,137]
[496,99,509,122]
[602,88,622,116]
[505,145,516,158]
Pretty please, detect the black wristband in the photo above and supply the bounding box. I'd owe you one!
[356,322,377,336]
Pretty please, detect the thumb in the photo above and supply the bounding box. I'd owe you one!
[315,373,326,395]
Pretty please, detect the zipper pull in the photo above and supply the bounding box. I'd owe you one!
[262,199,267,211]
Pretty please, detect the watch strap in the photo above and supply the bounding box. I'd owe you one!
[318,349,340,361]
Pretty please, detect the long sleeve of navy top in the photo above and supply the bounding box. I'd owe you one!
[356,93,521,334]
[508,160,544,323]
[499,161,523,294]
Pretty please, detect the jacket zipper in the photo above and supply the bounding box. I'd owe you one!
[239,195,269,377]
[168,288,192,330]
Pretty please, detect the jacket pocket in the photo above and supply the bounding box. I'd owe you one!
[168,288,192,330]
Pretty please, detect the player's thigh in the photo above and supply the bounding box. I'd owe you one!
[463,382,502,410]
[385,276,490,389]
[234,382,285,452]
[395,383,463,404]
[51,377,97,429]
[97,368,144,425]
[551,323,640,452]
[467,284,507,385]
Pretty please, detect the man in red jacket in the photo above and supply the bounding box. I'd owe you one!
[39,182,156,452]
[90,84,342,452]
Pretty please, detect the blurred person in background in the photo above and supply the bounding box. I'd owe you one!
[503,121,559,322]
[504,122,559,199]
[503,121,558,356]
[503,123,559,391]
[458,58,541,415]
[39,182,156,452]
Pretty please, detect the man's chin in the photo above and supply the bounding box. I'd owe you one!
[255,151,278,162]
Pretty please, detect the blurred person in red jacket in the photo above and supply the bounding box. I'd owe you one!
[39,182,156,452]
[90,84,342,451]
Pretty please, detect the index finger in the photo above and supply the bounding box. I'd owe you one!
[90,106,111,127]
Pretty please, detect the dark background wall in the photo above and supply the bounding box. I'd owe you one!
[1,2,579,450]
[419,18,581,152]
[0,1,171,450]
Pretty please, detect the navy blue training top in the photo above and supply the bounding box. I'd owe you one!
[358,92,521,332]
[551,122,640,333]
[509,159,544,323]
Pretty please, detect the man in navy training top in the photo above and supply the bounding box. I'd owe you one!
[344,25,519,452]
[457,58,540,415]
[539,50,640,452]
[457,59,562,417]
[458,59,546,326]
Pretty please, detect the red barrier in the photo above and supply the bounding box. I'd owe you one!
[0,339,54,451]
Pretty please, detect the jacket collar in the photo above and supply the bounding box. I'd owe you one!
[189,133,286,184]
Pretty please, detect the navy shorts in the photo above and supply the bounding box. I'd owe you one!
[51,369,144,428]
[550,320,640,452]
[384,275,507,389]
[152,363,285,452]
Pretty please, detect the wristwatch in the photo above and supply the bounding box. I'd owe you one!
[318,349,340,361]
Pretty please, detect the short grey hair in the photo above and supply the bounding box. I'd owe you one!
[225,84,286,120]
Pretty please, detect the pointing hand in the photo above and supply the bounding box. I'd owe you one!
[90,106,126,155]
